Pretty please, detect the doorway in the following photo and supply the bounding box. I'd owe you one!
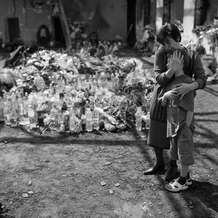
[127,0,136,47]
[52,16,66,48]
[7,17,20,42]
[194,0,209,26]
[144,0,151,25]
[171,0,184,24]
[163,0,171,24]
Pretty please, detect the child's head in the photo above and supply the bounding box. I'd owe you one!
[195,45,206,57]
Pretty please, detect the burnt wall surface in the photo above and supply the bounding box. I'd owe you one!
[62,0,127,40]
[0,0,51,44]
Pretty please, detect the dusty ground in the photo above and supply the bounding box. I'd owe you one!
[0,84,218,218]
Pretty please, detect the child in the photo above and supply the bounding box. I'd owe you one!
[160,52,195,192]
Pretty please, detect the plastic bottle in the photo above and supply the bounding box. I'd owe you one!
[10,93,19,126]
[85,107,93,132]
[28,94,37,125]
[57,111,65,132]
[63,110,70,131]
[18,94,24,118]
[92,107,100,131]
[145,112,150,130]
[69,108,81,133]
[3,94,11,125]
[135,106,143,132]
[0,96,4,122]
[69,108,76,132]
[23,93,29,117]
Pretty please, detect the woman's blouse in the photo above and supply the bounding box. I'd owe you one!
[154,45,207,89]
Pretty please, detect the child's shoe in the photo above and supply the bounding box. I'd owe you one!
[165,177,188,192]
[186,173,192,186]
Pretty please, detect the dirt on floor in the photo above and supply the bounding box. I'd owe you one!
[0,84,218,218]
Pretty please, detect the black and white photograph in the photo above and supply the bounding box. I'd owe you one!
[0,0,217,217]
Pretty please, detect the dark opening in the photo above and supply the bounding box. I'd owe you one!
[163,0,171,24]
[7,17,20,42]
[127,0,136,47]
[144,0,151,25]
[52,16,66,48]
[194,0,209,26]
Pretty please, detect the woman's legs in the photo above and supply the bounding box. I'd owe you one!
[145,119,170,175]
[144,147,165,175]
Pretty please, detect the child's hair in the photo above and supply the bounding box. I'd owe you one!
[156,23,181,45]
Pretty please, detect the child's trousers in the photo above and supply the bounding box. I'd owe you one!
[170,123,194,166]
[167,105,194,166]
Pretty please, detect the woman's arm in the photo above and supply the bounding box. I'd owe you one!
[193,53,207,90]
[174,52,207,97]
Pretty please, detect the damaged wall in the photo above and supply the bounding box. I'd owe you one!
[62,0,127,40]
[206,0,218,23]
[0,0,51,44]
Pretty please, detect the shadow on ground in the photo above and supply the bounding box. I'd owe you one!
[0,86,218,218]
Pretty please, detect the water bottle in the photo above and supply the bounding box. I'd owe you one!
[10,93,19,126]
[93,107,100,131]
[63,110,70,131]
[28,94,37,125]
[0,96,4,122]
[3,94,11,125]
[85,107,93,132]
[18,94,24,118]
[23,93,29,117]
[69,109,76,132]
[69,108,81,133]
[135,106,143,132]
[145,112,150,130]
[57,111,65,132]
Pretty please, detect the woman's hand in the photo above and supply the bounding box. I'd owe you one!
[160,89,177,106]
[174,82,198,100]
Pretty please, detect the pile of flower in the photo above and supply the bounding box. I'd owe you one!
[193,24,218,38]
[192,24,218,53]
[0,49,154,135]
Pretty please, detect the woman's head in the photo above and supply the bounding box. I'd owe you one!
[156,23,181,46]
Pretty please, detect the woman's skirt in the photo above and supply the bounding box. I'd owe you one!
[147,84,170,149]
[147,119,170,149]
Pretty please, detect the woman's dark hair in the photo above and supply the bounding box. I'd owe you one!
[156,23,181,45]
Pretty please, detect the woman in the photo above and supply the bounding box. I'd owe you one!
[144,23,206,181]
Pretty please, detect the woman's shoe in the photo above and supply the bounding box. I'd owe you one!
[143,164,165,175]
[144,147,165,175]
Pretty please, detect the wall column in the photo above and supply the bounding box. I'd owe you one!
[156,0,163,30]
[183,0,195,40]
